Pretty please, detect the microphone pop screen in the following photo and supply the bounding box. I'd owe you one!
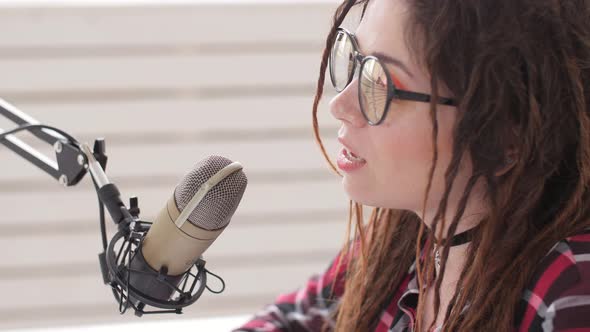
[128,155,247,302]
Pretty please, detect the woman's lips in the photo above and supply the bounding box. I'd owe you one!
[347,149,362,159]
[337,147,367,172]
[337,137,365,160]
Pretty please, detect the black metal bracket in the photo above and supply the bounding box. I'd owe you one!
[0,98,88,186]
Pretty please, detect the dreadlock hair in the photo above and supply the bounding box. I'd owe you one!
[311,0,590,331]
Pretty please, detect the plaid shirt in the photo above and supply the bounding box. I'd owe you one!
[233,228,590,332]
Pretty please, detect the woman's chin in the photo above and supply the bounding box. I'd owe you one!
[342,177,374,205]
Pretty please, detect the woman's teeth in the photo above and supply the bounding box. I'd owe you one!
[345,148,365,162]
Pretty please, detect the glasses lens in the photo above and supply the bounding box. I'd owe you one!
[359,58,389,124]
[330,30,355,92]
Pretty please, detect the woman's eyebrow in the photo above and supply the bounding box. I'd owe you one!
[354,36,415,78]
[370,51,414,78]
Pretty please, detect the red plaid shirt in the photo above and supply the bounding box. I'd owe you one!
[233,228,590,331]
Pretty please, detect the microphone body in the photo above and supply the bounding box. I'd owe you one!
[143,195,226,276]
[128,196,226,300]
[124,156,247,304]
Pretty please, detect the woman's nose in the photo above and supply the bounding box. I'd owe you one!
[328,77,367,128]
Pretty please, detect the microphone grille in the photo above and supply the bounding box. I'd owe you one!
[174,155,247,231]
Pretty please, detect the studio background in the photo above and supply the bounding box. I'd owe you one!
[0,0,365,330]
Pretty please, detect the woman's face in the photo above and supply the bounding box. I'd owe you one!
[329,0,485,224]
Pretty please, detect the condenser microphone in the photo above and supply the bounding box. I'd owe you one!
[127,155,248,303]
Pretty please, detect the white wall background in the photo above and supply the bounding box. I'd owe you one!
[0,0,365,330]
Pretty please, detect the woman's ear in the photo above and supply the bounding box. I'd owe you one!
[494,126,520,177]
[494,148,519,177]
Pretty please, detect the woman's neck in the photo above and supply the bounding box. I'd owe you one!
[433,241,470,283]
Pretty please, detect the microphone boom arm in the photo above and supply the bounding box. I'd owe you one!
[0,98,89,186]
[0,99,225,316]
[0,98,224,317]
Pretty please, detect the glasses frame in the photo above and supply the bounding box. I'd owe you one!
[329,27,457,126]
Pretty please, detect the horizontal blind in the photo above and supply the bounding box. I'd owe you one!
[0,1,355,330]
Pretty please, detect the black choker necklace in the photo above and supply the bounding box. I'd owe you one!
[433,225,479,269]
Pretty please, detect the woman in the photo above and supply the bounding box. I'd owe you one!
[234,0,590,331]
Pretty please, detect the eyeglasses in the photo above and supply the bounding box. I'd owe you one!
[329,27,457,126]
